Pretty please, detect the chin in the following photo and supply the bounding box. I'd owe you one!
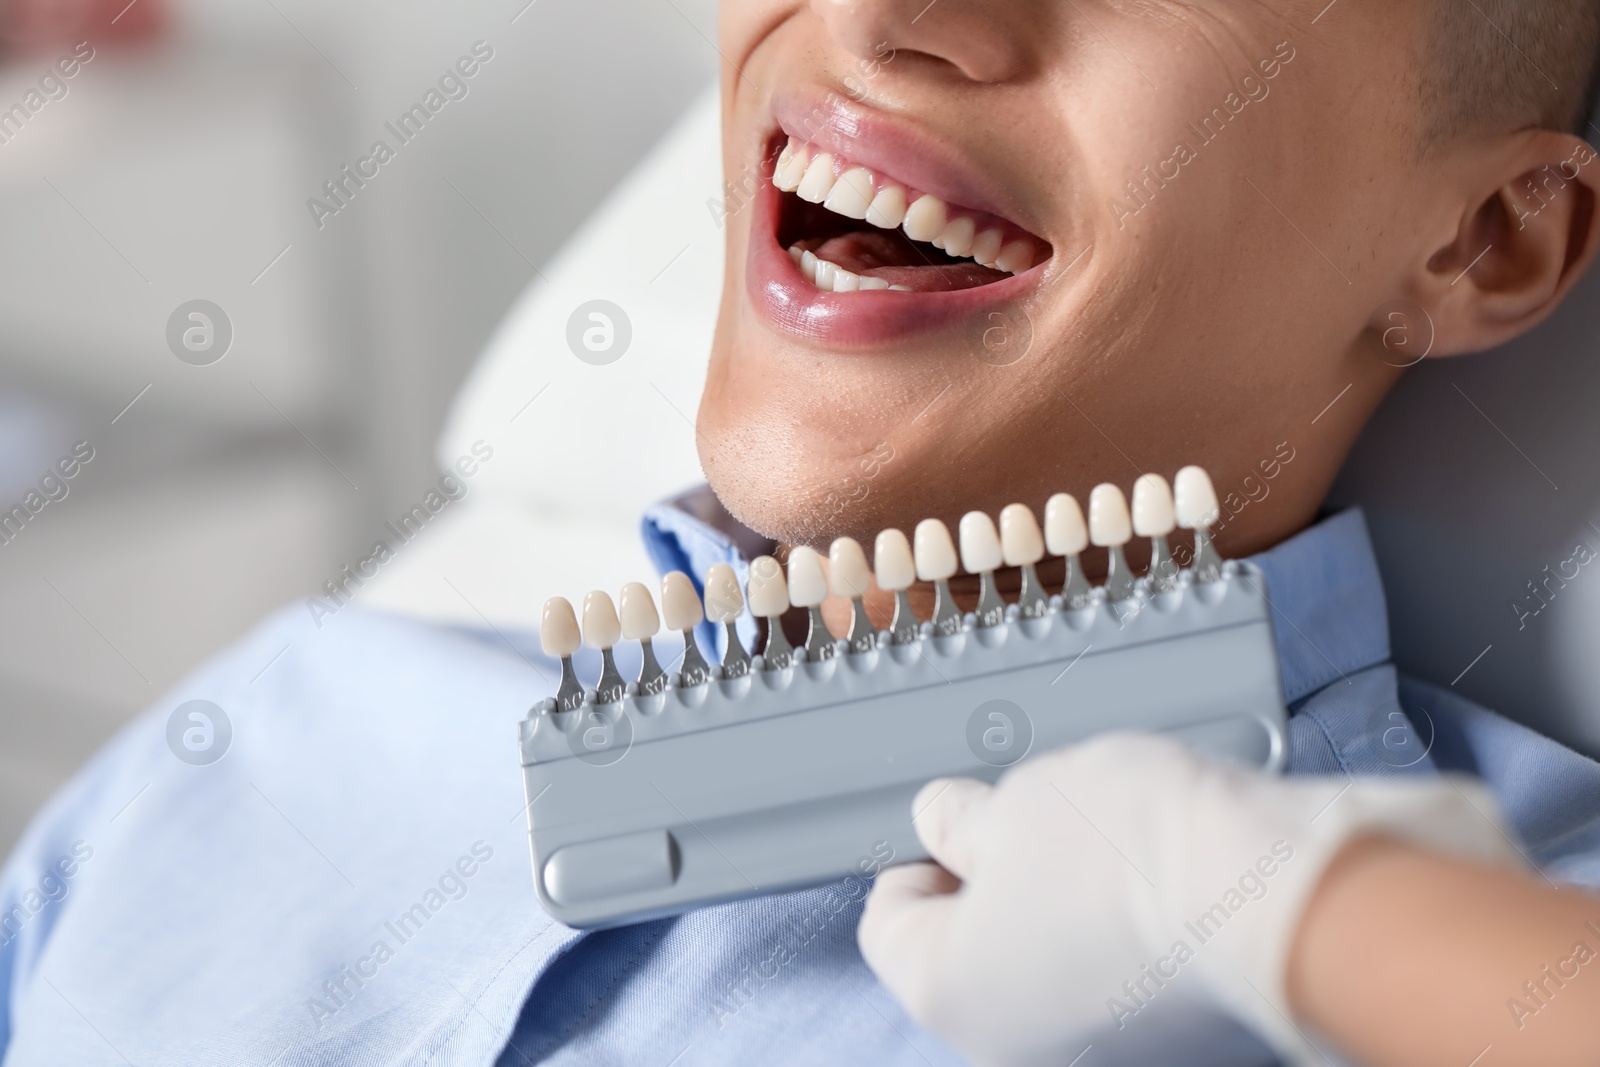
[695,413,893,547]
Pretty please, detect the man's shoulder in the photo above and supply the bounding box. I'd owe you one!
[22,601,553,834]
[1397,672,1600,887]
[0,604,563,1066]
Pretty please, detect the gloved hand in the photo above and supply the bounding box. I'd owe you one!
[858,733,1525,1067]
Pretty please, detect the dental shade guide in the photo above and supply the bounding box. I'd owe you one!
[705,564,752,679]
[959,511,1006,628]
[1045,492,1094,610]
[915,519,964,637]
[1088,484,1136,603]
[540,597,586,712]
[1176,466,1224,584]
[1000,503,1049,618]
[788,546,836,663]
[874,528,920,644]
[519,466,1288,929]
[747,555,796,670]
[829,537,877,654]
[581,592,628,705]
[619,582,669,695]
[1133,474,1178,594]
[661,571,711,687]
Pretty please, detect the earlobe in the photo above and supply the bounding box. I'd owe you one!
[1411,131,1600,358]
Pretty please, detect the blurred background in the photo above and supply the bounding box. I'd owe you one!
[0,0,717,852]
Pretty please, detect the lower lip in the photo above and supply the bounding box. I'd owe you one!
[743,163,1043,350]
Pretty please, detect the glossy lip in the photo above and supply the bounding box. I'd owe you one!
[747,102,1048,349]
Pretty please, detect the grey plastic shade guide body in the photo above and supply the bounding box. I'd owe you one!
[519,562,1287,929]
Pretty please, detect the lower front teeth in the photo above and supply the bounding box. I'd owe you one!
[790,244,908,293]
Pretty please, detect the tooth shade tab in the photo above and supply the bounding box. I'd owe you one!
[1045,493,1089,556]
[829,538,872,598]
[582,591,622,649]
[746,555,790,617]
[660,571,704,632]
[1088,484,1132,547]
[1175,466,1221,528]
[999,503,1044,566]
[958,511,1003,574]
[618,583,661,641]
[1131,474,1176,537]
[796,152,837,203]
[703,564,744,624]
[873,528,916,591]
[914,519,959,581]
[787,546,829,608]
[540,597,581,658]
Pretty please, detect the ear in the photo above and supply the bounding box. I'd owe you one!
[1412,130,1600,357]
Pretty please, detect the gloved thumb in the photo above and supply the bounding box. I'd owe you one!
[911,777,993,882]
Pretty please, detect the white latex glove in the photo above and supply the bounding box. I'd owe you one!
[858,733,1525,1067]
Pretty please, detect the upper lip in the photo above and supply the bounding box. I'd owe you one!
[770,90,1043,243]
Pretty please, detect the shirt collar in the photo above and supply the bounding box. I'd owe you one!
[641,488,1391,705]
[641,486,771,660]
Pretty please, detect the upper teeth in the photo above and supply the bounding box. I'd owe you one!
[772,136,1039,277]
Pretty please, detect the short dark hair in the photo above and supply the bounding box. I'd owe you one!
[1425,1,1600,142]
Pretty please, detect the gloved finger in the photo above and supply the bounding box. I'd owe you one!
[871,857,962,901]
[910,776,994,882]
[858,861,962,1017]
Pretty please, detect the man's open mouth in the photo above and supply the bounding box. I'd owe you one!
[771,135,1052,294]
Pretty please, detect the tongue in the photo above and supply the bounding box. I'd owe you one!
[809,230,1010,292]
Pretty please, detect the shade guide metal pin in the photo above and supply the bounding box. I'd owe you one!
[914,518,963,636]
[873,528,920,644]
[787,546,836,661]
[704,563,751,678]
[618,582,668,695]
[828,537,876,653]
[746,555,796,670]
[1132,473,1178,594]
[1045,493,1094,609]
[1000,503,1048,618]
[660,571,711,687]
[958,511,1006,627]
[581,591,628,704]
[1175,465,1224,583]
[540,596,586,711]
[1088,484,1136,602]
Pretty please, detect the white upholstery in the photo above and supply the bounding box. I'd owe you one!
[368,83,1600,757]
[363,84,722,626]
[1330,257,1600,758]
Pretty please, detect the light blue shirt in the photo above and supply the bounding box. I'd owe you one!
[2,499,1597,1067]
